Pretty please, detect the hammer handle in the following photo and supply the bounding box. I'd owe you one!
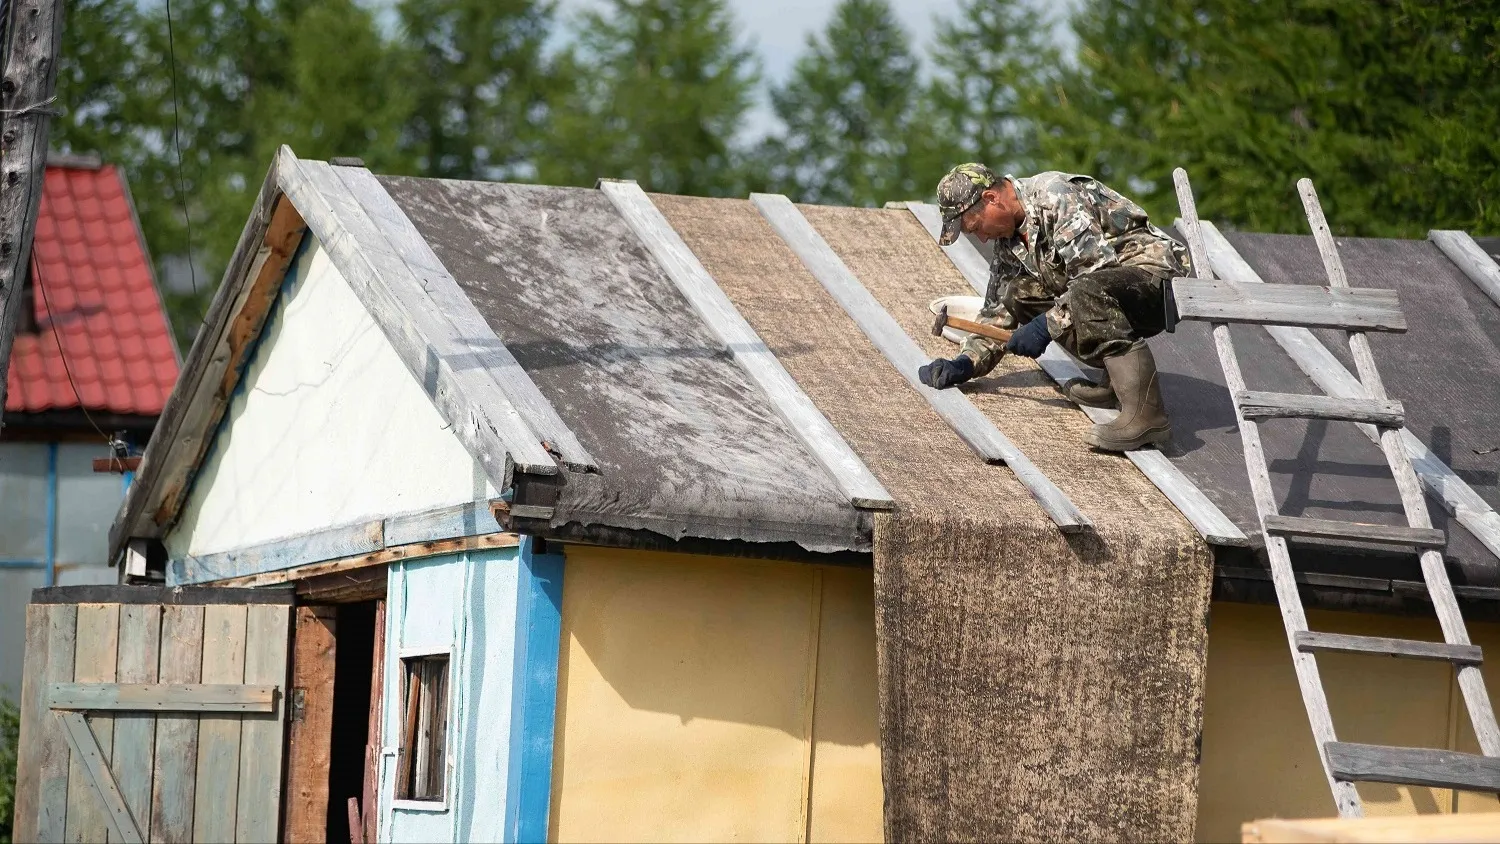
[943,315,1013,343]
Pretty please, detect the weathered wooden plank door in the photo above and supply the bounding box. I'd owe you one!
[12,585,294,844]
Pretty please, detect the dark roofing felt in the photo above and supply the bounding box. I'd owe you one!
[1151,232,1500,587]
[377,175,870,554]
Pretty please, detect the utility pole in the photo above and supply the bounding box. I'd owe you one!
[0,0,65,425]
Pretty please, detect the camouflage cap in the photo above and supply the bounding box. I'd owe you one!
[936,163,999,245]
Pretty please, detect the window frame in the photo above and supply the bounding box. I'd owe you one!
[391,647,454,810]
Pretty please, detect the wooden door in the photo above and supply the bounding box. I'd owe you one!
[11,585,294,843]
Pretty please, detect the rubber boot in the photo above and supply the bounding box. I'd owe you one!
[1083,342,1171,451]
[1062,370,1116,408]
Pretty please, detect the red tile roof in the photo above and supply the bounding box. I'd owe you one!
[5,163,180,416]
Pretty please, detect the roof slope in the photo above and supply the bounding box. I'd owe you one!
[5,163,178,416]
[379,176,869,553]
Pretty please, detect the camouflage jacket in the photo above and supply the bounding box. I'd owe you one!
[961,171,1189,373]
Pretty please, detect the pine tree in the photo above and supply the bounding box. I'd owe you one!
[925,0,1060,176]
[396,0,559,180]
[759,0,936,207]
[1040,0,1500,236]
[538,0,759,196]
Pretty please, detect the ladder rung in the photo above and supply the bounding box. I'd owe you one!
[1172,278,1406,332]
[1295,631,1482,664]
[1237,390,1404,427]
[1326,742,1500,792]
[1263,514,1446,548]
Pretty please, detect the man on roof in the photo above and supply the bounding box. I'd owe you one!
[917,163,1189,452]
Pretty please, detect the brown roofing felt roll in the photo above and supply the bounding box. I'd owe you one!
[654,194,1214,842]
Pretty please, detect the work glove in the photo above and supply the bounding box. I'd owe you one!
[1004,313,1051,359]
[918,354,974,389]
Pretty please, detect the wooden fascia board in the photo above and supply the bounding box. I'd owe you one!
[108,153,307,565]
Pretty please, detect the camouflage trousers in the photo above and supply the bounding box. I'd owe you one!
[1034,266,1168,366]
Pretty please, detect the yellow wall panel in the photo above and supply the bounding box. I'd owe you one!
[1196,603,1500,842]
[808,566,884,843]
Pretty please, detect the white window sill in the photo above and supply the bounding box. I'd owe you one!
[391,799,449,813]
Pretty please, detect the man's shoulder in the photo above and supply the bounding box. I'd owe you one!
[1018,171,1098,208]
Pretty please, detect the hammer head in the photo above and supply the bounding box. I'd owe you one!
[930,304,949,337]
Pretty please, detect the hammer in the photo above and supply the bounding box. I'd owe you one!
[931,305,1013,343]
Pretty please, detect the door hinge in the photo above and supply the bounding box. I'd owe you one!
[289,687,307,724]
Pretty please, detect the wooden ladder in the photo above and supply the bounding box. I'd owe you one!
[1171,169,1500,816]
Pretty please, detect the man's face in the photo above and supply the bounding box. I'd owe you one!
[960,186,1018,243]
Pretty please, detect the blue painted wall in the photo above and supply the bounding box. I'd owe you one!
[380,541,563,843]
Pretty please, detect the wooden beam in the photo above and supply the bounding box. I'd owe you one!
[57,712,145,844]
[331,164,596,473]
[753,192,1091,533]
[1430,229,1500,310]
[1294,631,1482,664]
[601,179,894,511]
[170,518,385,586]
[1261,514,1446,548]
[1325,741,1500,792]
[363,600,386,844]
[106,159,307,565]
[283,605,337,843]
[275,149,557,488]
[0,0,66,424]
[901,200,1246,546]
[47,683,277,713]
[1236,390,1404,427]
[92,456,142,473]
[1172,278,1407,332]
[1244,812,1500,843]
[1195,220,1500,565]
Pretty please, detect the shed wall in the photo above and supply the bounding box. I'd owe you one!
[378,547,532,843]
[548,546,883,843]
[165,237,495,560]
[1196,603,1500,840]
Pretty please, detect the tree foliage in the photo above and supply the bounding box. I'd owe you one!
[758,0,939,206]
[538,0,759,195]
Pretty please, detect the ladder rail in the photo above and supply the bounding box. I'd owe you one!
[1297,180,1500,757]
[1174,169,1363,817]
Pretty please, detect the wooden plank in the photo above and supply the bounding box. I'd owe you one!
[1295,630,1482,664]
[1244,812,1500,843]
[1325,741,1500,792]
[169,518,385,586]
[0,0,66,422]
[282,606,336,844]
[14,603,76,843]
[191,605,248,844]
[1173,169,1362,817]
[382,501,503,548]
[49,683,276,713]
[504,542,565,842]
[904,199,1247,547]
[275,150,555,484]
[1430,229,1500,309]
[111,605,162,841]
[236,605,291,842]
[107,161,304,563]
[1236,390,1404,427]
[1197,220,1500,565]
[362,601,386,844]
[57,712,145,843]
[93,456,144,473]
[1171,278,1407,332]
[213,532,519,590]
[1262,514,1446,548]
[602,179,894,511]
[150,604,203,843]
[30,585,296,606]
[332,163,597,473]
[752,192,1091,533]
[65,603,120,844]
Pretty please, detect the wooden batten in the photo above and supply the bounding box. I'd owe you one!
[283,606,337,843]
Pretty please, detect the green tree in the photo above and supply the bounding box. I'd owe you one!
[538,0,760,195]
[759,0,939,206]
[395,0,560,180]
[926,0,1061,176]
[1038,0,1500,236]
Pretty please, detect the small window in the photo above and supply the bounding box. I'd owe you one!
[396,653,450,802]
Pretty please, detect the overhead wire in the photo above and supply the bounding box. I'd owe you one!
[163,0,206,324]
